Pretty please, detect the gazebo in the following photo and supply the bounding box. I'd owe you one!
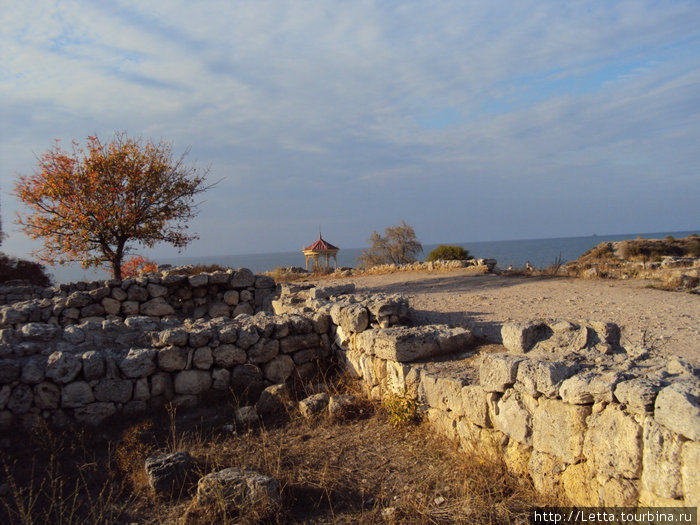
[302,233,339,271]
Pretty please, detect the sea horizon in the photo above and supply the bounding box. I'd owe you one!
[41,229,698,284]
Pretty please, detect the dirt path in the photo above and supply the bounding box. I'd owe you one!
[310,270,700,367]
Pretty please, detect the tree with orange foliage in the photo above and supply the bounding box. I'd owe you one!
[121,256,160,278]
[14,133,213,279]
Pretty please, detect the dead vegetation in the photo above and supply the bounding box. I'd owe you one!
[0,374,557,524]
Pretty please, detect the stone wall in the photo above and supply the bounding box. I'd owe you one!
[0,268,277,328]
[273,285,700,508]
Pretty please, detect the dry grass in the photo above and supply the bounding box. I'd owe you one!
[0,377,557,524]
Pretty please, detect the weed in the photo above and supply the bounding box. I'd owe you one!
[383,393,421,427]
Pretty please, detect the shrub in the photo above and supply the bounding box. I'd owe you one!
[383,393,421,427]
[121,256,159,278]
[0,253,53,286]
[425,244,473,262]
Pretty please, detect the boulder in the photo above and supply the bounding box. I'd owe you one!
[158,346,189,371]
[501,321,550,353]
[299,392,329,419]
[235,406,259,427]
[21,355,47,384]
[174,370,212,395]
[7,384,33,414]
[262,355,295,383]
[46,352,82,383]
[337,304,369,333]
[196,468,280,514]
[20,323,59,341]
[145,451,196,496]
[82,351,105,380]
[33,382,60,409]
[140,298,175,317]
[61,381,95,408]
[193,347,213,370]
[230,268,255,288]
[479,353,523,392]
[358,325,474,363]
[120,348,156,378]
[255,384,290,416]
[212,344,246,367]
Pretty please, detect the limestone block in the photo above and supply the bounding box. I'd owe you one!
[337,304,369,333]
[280,333,320,354]
[328,394,359,420]
[21,322,59,341]
[61,381,95,408]
[145,451,195,496]
[681,441,700,506]
[231,364,264,402]
[21,355,47,384]
[147,283,167,298]
[111,287,127,301]
[212,343,246,367]
[504,440,532,477]
[151,372,174,399]
[312,312,331,335]
[561,461,600,506]
[79,351,103,380]
[237,324,260,349]
[426,408,458,441]
[366,325,474,363]
[33,382,60,409]
[158,346,189,372]
[7,384,33,414]
[218,324,238,344]
[299,392,329,419]
[140,298,175,317]
[528,451,565,496]
[256,384,290,416]
[223,290,240,305]
[101,297,121,316]
[535,361,579,398]
[235,406,259,426]
[588,321,621,346]
[230,268,255,288]
[262,355,295,384]
[193,346,213,370]
[537,320,589,353]
[614,378,662,413]
[654,381,700,441]
[460,385,491,427]
[493,392,533,445]
[239,290,254,302]
[641,417,683,499]
[66,291,92,308]
[127,285,148,302]
[134,377,150,400]
[559,371,619,404]
[479,353,523,393]
[120,348,156,378]
[533,398,590,464]
[583,405,642,479]
[385,360,421,397]
[73,402,116,425]
[174,370,211,395]
[121,301,140,316]
[188,274,208,287]
[46,351,82,383]
[208,302,230,318]
[80,303,105,318]
[248,338,280,364]
[501,321,549,353]
[94,378,133,403]
[211,368,230,390]
[421,374,464,415]
[599,478,638,506]
[514,359,539,396]
[159,328,188,347]
[196,467,280,514]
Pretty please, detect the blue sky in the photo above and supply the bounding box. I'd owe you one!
[1,0,698,265]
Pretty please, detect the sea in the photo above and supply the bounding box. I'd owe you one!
[45,230,698,284]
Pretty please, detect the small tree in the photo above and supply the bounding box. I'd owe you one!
[358,220,423,268]
[14,133,213,279]
[425,245,473,262]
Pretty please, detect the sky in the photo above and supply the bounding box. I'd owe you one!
[1,0,699,266]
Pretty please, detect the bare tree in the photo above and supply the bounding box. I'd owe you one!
[358,220,423,268]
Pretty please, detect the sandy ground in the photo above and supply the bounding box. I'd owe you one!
[311,269,700,367]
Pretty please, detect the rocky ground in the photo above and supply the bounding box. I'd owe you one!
[309,270,700,368]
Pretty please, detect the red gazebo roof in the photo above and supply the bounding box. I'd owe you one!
[303,233,338,252]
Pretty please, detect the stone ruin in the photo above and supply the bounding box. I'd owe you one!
[0,270,697,508]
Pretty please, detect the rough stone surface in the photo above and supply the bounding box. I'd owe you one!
[460,385,491,427]
[46,352,82,383]
[641,417,683,499]
[501,321,550,353]
[82,351,105,380]
[158,346,189,371]
[145,451,195,496]
[212,344,246,367]
[33,382,60,409]
[492,392,533,445]
[299,392,329,419]
[337,304,369,333]
[559,371,619,404]
[654,381,700,441]
[262,354,295,383]
[528,451,565,496]
[120,348,157,378]
[174,370,212,395]
[583,405,642,479]
[196,467,280,512]
[73,402,116,425]
[357,325,474,363]
[193,347,213,370]
[61,381,95,408]
[614,378,662,413]
[561,461,600,506]
[255,384,290,416]
[479,353,523,392]
[533,398,590,464]
[680,441,700,506]
[94,379,133,403]
[235,406,259,426]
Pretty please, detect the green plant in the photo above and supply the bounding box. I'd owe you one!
[383,393,420,427]
[425,244,473,262]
